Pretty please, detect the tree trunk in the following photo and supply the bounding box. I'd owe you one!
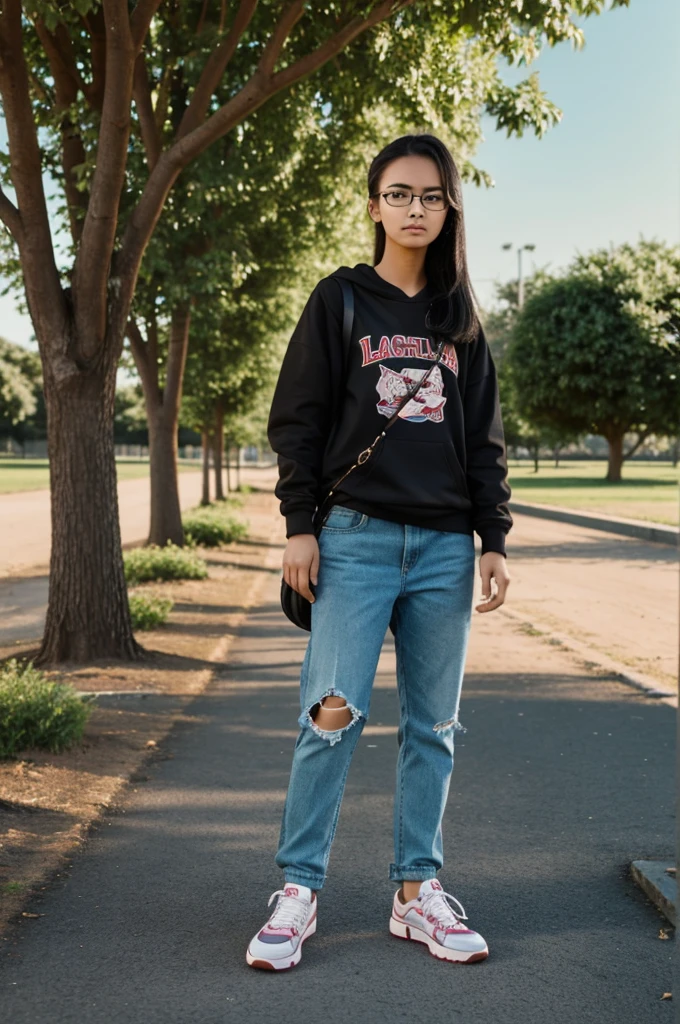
[236,445,241,490]
[532,443,539,473]
[225,435,232,493]
[553,445,561,469]
[129,304,191,547]
[213,403,225,500]
[37,369,142,665]
[201,430,211,506]
[147,404,184,546]
[605,432,625,482]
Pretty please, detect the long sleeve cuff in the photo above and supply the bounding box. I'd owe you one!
[285,510,316,537]
[478,525,507,558]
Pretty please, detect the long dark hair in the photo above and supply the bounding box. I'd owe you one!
[367,133,482,347]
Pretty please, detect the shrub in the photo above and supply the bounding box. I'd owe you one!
[182,505,249,547]
[128,592,173,630]
[123,543,208,586]
[0,659,95,758]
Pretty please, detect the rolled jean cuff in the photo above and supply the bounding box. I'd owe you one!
[283,870,325,890]
[389,864,439,882]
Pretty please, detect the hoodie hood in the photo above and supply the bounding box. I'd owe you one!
[331,263,436,304]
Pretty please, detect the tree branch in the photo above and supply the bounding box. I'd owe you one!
[117,0,415,317]
[176,0,259,141]
[624,428,652,460]
[0,183,23,243]
[81,7,107,111]
[130,0,164,52]
[0,0,66,340]
[133,53,162,170]
[33,17,89,244]
[164,303,191,417]
[73,0,136,354]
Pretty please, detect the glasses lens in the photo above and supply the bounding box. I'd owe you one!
[384,190,410,207]
[383,191,446,210]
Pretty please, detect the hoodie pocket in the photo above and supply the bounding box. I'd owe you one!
[353,437,471,511]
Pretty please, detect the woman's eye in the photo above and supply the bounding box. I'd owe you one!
[424,194,443,204]
[388,191,406,199]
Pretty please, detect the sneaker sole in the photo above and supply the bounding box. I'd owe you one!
[389,914,488,963]
[246,913,317,971]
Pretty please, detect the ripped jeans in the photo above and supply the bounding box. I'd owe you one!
[275,505,476,890]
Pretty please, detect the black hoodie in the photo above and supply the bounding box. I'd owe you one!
[267,263,513,556]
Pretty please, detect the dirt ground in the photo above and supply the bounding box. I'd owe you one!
[0,487,284,936]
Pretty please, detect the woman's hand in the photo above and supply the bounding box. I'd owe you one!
[283,534,320,603]
[475,551,510,613]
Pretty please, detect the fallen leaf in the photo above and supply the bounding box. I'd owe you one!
[661,993,672,1001]
[665,867,676,876]
[658,929,670,940]
[21,913,42,919]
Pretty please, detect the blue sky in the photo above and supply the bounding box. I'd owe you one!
[0,0,678,345]
[463,0,680,310]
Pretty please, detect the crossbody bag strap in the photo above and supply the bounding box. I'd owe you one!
[314,335,447,530]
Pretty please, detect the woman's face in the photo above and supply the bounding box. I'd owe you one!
[367,155,449,250]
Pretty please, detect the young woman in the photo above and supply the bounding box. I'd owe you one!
[247,133,512,971]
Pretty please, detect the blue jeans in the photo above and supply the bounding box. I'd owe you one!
[275,505,475,890]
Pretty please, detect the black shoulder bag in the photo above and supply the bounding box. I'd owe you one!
[280,279,446,631]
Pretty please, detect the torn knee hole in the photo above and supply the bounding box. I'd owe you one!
[302,689,363,745]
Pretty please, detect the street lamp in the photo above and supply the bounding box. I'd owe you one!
[502,242,536,309]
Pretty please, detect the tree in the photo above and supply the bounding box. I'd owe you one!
[484,272,579,469]
[0,337,41,429]
[0,0,629,662]
[505,240,680,482]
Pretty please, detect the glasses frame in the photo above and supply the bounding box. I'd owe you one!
[370,189,449,212]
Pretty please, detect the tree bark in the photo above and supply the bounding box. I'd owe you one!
[605,432,625,482]
[129,304,191,547]
[147,404,183,546]
[225,436,232,493]
[213,402,225,500]
[201,430,211,506]
[37,367,142,665]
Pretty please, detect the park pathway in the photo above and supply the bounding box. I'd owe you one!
[0,537,674,1023]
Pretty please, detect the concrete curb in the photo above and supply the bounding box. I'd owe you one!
[630,860,676,926]
[510,500,679,548]
[499,605,677,708]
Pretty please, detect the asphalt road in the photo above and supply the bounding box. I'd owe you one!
[0,557,674,1023]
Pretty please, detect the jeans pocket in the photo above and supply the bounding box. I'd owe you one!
[321,505,369,533]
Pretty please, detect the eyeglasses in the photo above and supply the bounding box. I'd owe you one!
[371,189,448,212]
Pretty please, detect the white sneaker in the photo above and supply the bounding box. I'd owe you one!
[246,884,317,971]
[389,879,488,963]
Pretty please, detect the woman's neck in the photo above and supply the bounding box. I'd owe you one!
[373,247,428,298]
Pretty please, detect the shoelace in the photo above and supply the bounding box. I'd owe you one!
[420,888,469,931]
[266,889,310,934]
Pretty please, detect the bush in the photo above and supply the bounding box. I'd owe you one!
[123,543,208,586]
[128,592,173,630]
[0,659,95,758]
[182,505,249,547]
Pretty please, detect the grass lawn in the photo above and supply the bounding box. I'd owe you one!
[508,460,680,526]
[0,458,201,495]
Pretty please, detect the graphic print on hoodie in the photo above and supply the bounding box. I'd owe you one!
[267,263,513,557]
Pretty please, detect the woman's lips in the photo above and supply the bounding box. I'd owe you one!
[404,226,426,232]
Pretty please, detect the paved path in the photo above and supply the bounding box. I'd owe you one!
[0,539,674,1022]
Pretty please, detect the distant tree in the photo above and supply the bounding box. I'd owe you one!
[505,240,680,482]
[0,338,41,429]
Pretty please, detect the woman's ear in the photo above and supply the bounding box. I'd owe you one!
[367,198,380,224]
